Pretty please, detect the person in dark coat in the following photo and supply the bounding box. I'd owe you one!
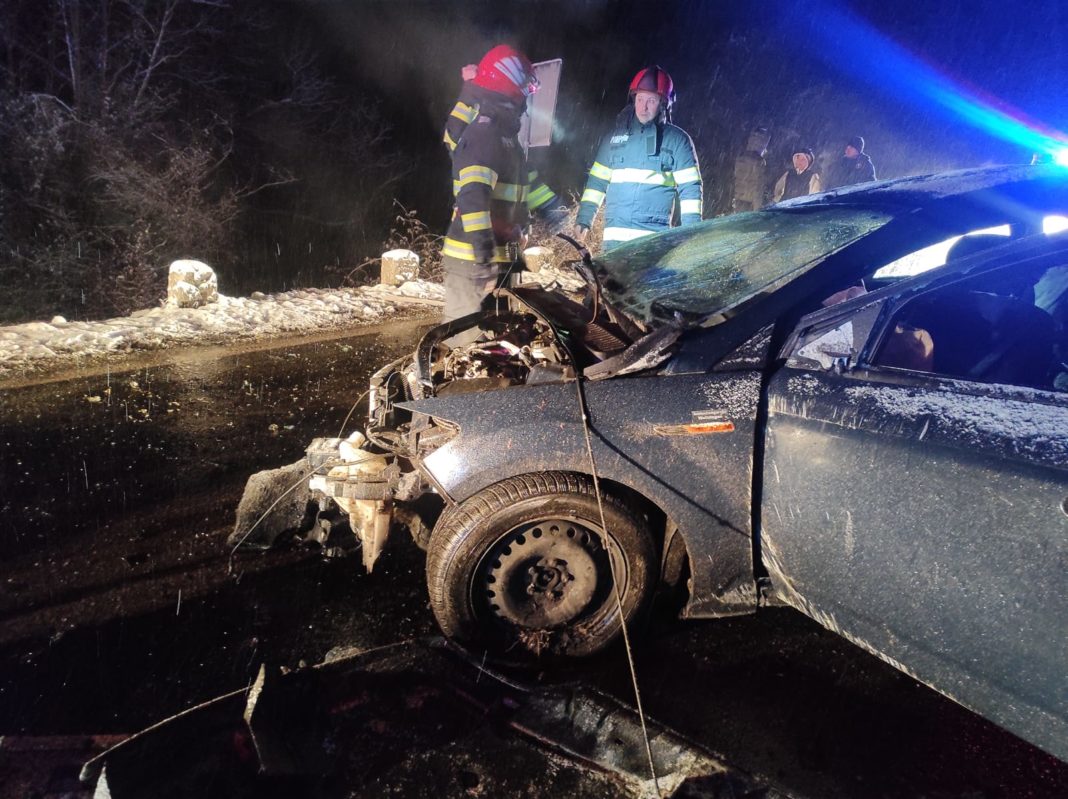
[772,148,821,202]
[732,126,771,211]
[441,45,561,327]
[825,136,877,190]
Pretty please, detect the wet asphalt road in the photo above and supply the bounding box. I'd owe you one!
[1,320,1066,798]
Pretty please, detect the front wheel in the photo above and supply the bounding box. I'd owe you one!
[426,472,656,660]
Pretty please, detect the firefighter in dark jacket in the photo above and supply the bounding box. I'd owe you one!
[825,135,877,190]
[575,66,702,250]
[442,45,561,325]
[772,148,822,202]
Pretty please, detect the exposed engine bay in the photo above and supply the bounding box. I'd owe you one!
[381,302,575,408]
[230,280,683,570]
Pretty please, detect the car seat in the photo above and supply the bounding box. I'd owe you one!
[896,289,1056,387]
[945,235,1036,304]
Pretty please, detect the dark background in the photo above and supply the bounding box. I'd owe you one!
[2,0,1065,321]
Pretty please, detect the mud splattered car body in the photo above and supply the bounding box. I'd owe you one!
[242,165,1068,760]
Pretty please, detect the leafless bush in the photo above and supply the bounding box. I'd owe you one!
[0,93,237,318]
[0,0,402,322]
[0,0,236,320]
[527,198,604,269]
[82,228,164,317]
[333,203,443,287]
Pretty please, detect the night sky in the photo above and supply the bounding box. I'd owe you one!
[293,0,1068,223]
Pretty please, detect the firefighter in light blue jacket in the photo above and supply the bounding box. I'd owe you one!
[576,66,702,251]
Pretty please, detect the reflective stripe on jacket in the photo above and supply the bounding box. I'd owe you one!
[444,99,559,264]
[577,113,703,247]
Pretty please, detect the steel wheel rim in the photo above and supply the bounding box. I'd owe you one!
[472,517,628,636]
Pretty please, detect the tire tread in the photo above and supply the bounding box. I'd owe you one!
[426,471,650,656]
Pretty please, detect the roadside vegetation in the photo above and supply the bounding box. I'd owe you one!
[0,0,405,323]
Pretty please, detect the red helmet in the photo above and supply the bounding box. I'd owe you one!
[628,65,675,110]
[472,45,539,101]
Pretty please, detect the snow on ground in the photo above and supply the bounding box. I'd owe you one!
[0,280,444,378]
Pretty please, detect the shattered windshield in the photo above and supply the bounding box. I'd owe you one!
[597,207,895,326]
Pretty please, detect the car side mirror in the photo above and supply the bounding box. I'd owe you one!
[790,321,856,371]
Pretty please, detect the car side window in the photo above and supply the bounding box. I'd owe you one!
[814,228,1017,315]
[871,260,1068,391]
[870,226,1011,281]
[867,216,1068,285]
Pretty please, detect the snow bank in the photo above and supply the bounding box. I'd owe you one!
[0,280,444,377]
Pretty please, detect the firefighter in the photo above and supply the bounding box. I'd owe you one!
[575,66,703,251]
[441,45,562,327]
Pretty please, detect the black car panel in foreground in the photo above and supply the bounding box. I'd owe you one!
[233,164,1068,761]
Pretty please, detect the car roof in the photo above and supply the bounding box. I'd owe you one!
[795,229,1068,329]
[771,163,1066,209]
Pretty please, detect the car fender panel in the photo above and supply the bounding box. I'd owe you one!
[399,372,765,617]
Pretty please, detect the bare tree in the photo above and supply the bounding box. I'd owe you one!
[0,0,403,321]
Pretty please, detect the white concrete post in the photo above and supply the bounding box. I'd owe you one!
[380,249,420,287]
[166,260,218,308]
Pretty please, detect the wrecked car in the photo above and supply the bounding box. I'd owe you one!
[233,164,1068,761]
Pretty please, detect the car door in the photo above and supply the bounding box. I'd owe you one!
[760,252,1068,760]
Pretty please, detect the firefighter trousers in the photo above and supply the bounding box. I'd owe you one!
[442,255,499,324]
[442,255,524,321]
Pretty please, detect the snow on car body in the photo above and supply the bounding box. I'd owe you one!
[235,164,1068,761]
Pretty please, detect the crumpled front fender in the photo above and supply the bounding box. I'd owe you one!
[397,373,761,618]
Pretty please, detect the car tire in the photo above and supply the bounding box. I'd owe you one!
[426,472,656,660]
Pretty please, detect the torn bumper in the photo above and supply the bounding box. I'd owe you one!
[305,434,408,572]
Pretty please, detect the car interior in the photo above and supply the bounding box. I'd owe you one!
[873,254,1068,391]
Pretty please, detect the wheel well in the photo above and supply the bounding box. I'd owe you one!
[433,470,693,605]
[554,472,691,603]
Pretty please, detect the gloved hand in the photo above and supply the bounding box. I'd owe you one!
[573,224,590,244]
